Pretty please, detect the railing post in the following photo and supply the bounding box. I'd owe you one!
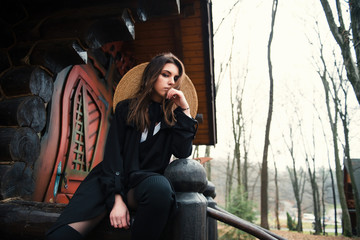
[164,158,208,240]
[203,181,218,240]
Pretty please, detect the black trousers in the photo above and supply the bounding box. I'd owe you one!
[46,175,175,240]
[131,175,175,239]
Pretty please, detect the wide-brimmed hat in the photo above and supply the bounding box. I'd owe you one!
[113,62,198,118]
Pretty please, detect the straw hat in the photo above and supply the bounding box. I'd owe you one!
[113,62,198,118]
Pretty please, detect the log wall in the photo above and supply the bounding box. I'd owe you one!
[0,63,52,200]
[0,0,137,202]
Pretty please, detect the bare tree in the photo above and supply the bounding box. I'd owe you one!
[260,0,278,229]
[304,154,322,234]
[299,117,322,234]
[316,107,339,235]
[316,38,353,236]
[319,0,360,104]
[338,71,360,236]
[320,167,329,235]
[284,126,306,232]
[241,116,252,196]
[225,153,235,208]
[229,59,249,194]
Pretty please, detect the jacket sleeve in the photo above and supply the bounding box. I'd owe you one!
[99,102,127,210]
[171,107,198,158]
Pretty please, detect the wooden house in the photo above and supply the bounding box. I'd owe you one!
[0,0,216,204]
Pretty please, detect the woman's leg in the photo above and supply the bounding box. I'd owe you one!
[131,175,175,240]
[46,225,83,240]
[46,211,106,240]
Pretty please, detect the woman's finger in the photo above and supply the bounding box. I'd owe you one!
[121,217,129,229]
[126,211,130,226]
[110,218,114,227]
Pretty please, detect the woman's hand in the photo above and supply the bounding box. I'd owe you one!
[166,88,191,117]
[110,194,130,229]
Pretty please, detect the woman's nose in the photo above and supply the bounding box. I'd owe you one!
[169,77,175,85]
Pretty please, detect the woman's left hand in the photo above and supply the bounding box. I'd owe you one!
[166,88,191,116]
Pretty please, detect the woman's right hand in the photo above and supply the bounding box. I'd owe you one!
[110,194,130,229]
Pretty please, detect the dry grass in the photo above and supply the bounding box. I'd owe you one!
[271,230,360,240]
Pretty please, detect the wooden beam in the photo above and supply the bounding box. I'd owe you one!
[0,66,53,102]
[0,127,40,164]
[0,96,46,132]
[0,199,131,240]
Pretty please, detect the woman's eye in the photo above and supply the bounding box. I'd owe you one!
[174,76,179,82]
[161,73,169,77]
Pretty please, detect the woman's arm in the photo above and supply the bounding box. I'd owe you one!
[99,102,128,210]
[171,108,198,158]
[166,88,198,158]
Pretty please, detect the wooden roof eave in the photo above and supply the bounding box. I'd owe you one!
[199,0,217,146]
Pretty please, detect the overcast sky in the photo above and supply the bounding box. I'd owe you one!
[208,0,360,171]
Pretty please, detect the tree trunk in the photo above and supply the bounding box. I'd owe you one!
[349,0,360,66]
[225,154,236,208]
[0,96,46,132]
[321,168,327,235]
[205,146,211,181]
[317,40,353,236]
[242,134,249,196]
[261,0,278,229]
[340,101,360,236]
[306,157,322,234]
[314,179,322,234]
[0,66,54,102]
[329,165,338,235]
[332,143,351,236]
[0,127,40,164]
[274,161,280,230]
[323,83,352,236]
[319,0,360,103]
[287,163,304,232]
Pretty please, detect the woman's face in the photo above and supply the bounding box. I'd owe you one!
[152,63,179,102]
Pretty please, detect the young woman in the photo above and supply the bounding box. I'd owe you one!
[46,53,198,240]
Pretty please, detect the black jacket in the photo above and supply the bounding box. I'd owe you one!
[47,99,197,233]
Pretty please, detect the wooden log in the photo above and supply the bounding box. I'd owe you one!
[29,40,85,75]
[0,127,40,164]
[0,96,46,132]
[0,66,54,102]
[0,49,11,73]
[0,19,15,49]
[85,9,135,49]
[0,199,132,240]
[0,0,27,27]
[8,42,33,66]
[0,162,35,200]
[0,199,64,240]
[136,0,180,21]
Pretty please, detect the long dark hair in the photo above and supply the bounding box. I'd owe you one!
[127,53,185,131]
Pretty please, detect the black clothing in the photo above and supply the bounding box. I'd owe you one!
[46,99,197,236]
[46,225,83,240]
[131,175,174,239]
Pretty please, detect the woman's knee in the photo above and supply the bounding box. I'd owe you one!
[135,176,174,206]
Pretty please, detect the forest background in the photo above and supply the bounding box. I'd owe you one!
[193,0,360,237]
